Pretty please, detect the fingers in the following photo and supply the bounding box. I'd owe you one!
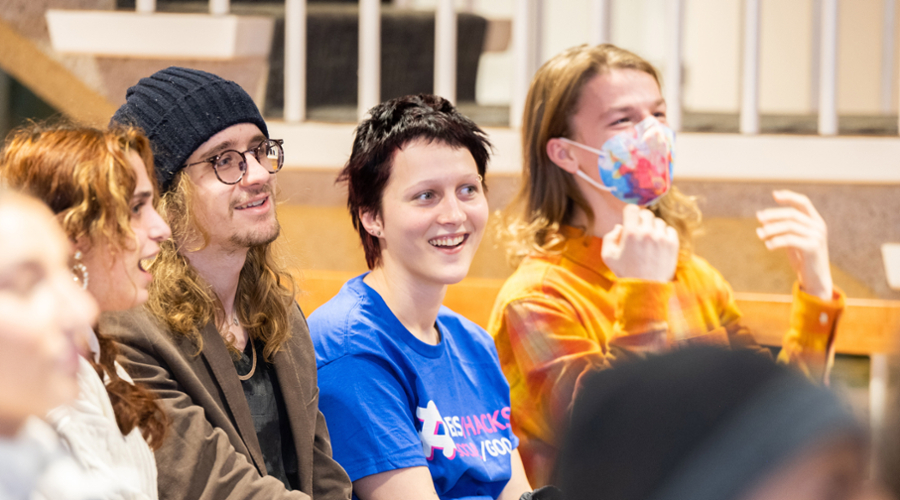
[665,225,679,246]
[623,203,641,227]
[602,205,680,282]
[622,205,671,241]
[755,219,820,242]
[768,189,824,223]
[603,224,623,245]
[601,225,623,262]
[759,233,821,253]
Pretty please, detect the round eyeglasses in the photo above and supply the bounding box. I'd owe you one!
[185,139,285,185]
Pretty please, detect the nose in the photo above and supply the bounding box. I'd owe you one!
[147,206,172,242]
[436,194,466,225]
[241,152,272,187]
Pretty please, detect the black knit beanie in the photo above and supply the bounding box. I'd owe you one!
[555,347,864,500]
[110,66,269,192]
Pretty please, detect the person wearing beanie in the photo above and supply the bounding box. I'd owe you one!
[556,347,880,500]
[101,67,352,500]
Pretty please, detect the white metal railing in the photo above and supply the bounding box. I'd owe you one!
[284,0,305,122]
[819,0,839,136]
[739,0,760,134]
[882,0,896,114]
[134,0,898,137]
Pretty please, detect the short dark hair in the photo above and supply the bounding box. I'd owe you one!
[338,94,492,269]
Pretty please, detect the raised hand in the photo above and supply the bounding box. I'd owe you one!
[756,190,833,300]
[602,204,679,283]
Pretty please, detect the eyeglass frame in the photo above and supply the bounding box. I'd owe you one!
[184,138,285,185]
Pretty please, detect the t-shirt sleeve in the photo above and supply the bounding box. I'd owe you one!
[317,354,426,482]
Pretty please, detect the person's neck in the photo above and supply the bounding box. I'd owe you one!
[184,241,248,340]
[363,265,445,346]
[571,180,628,238]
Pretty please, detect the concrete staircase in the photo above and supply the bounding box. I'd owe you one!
[0,0,270,127]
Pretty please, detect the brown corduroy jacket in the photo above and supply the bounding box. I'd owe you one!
[100,304,352,500]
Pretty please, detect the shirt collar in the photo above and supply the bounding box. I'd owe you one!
[559,225,618,282]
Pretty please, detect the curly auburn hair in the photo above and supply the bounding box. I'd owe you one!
[0,122,168,449]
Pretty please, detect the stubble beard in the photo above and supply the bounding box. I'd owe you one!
[229,216,281,249]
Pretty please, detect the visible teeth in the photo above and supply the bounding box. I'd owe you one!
[429,235,465,247]
[239,198,265,209]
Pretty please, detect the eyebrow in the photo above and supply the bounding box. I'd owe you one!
[603,98,667,117]
[199,134,269,161]
[131,191,153,204]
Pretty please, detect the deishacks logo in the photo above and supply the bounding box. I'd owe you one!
[416,400,515,462]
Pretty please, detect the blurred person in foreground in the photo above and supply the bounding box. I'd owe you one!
[1,124,171,499]
[556,347,887,500]
[488,43,843,485]
[0,189,100,499]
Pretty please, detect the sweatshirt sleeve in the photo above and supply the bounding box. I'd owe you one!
[776,283,845,382]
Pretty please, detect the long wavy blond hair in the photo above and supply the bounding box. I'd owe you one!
[500,44,701,267]
[144,171,295,361]
[0,123,168,449]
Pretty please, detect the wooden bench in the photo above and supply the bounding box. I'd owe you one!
[290,267,900,448]
[291,268,900,355]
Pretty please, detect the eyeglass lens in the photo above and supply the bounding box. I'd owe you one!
[213,140,284,184]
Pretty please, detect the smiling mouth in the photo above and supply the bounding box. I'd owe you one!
[429,234,468,249]
[236,196,267,210]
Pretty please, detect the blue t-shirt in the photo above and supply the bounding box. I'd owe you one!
[308,274,518,500]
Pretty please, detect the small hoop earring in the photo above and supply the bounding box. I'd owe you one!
[72,251,89,290]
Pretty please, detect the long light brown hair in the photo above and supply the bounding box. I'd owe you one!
[501,43,701,266]
[144,171,296,362]
[0,122,168,449]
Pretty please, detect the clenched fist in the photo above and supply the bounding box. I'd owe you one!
[601,204,679,283]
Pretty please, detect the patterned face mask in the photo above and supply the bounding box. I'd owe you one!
[558,116,675,206]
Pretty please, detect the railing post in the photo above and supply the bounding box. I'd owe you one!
[665,0,683,131]
[510,0,541,129]
[590,0,611,45]
[882,0,897,115]
[818,0,839,135]
[136,0,155,14]
[209,0,229,16]
[435,0,457,103]
[359,0,381,120]
[740,0,761,134]
[284,0,307,122]
[810,0,821,112]
[870,353,889,478]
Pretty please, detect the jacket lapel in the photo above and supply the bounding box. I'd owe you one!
[199,322,267,474]
[272,308,312,464]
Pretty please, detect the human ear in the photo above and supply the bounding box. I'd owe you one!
[72,236,92,256]
[546,138,580,174]
[359,209,384,238]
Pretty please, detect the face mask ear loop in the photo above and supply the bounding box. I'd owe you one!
[557,137,605,157]
[575,169,614,193]
[555,137,615,194]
